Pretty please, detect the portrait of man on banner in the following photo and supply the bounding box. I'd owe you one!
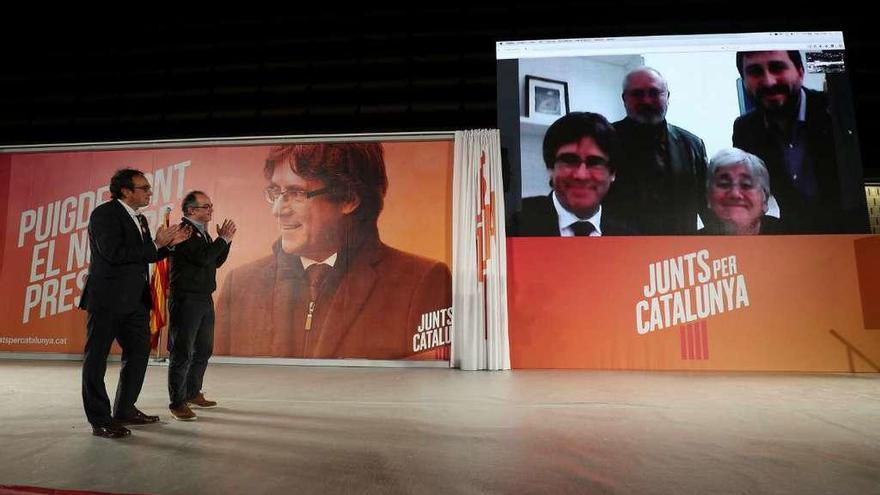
[214,143,452,360]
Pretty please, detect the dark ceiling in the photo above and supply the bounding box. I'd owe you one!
[1,3,875,177]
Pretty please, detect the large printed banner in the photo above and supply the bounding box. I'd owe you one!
[508,235,880,371]
[0,141,453,360]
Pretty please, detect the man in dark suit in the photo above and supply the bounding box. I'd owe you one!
[214,143,451,359]
[732,50,866,233]
[605,67,708,235]
[79,169,190,438]
[167,191,235,421]
[510,111,633,236]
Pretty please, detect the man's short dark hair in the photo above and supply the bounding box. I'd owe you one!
[109,168,145,200]
[263,143,388,226]
[182,190,206,216]
[542,112,619,170]
[735,50,803,77]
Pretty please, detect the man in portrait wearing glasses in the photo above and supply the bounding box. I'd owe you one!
[604,67,708,235]
[79,169,190,438]
[214,143,451,359]
[166,191,235,421]
[509,111,633,237]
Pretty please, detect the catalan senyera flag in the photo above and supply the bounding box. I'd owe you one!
[149,208,171,350]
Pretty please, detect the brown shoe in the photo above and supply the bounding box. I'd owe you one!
[187,392,218,408]
[170,404,197,421]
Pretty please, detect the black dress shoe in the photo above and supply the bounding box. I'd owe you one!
[114,408,160,425]
[92,423,131,438]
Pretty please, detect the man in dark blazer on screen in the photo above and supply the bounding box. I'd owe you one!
[510,112,633,237]
[732,50,868,233]
[604,67,708,235]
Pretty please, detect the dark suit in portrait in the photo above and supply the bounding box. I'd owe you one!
[215,236,450,359]
[510,194,634,236]
[732,88,864,233]
[606,117,708,235]
[698,214,787,235]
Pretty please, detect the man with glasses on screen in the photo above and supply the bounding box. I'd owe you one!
[605,67,708,235]
[510,111,632,236]
[733,50,858,233]
[213,143,451,360]
[166,191,235,421]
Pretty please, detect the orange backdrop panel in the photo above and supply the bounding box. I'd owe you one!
[0,141,452,355]
[508,235,880,371]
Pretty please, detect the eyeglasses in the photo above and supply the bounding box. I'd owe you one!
[554,153,611,173]
[625,88,667,99]
[264,186,332,204]
[131,185,152,192]
[191,204,213,209]
[713,180,757,192]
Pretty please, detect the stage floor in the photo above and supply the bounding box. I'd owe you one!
[1,360,878,494]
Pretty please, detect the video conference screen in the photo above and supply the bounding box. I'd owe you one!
[497,31,870,236]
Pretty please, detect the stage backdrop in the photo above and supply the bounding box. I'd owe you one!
[498,32,880,372]
[507,235,880,371]
[0,140,453,361]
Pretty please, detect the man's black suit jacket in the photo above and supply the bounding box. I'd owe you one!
[605,117,708,235]
[169,217,231,296]
[509,194,634,236]
[79,200,169,313]
[732,87,860,233]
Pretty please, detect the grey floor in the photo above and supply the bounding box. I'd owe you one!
[1,360,879,495]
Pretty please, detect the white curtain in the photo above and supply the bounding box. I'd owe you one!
[451,129,510,371]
